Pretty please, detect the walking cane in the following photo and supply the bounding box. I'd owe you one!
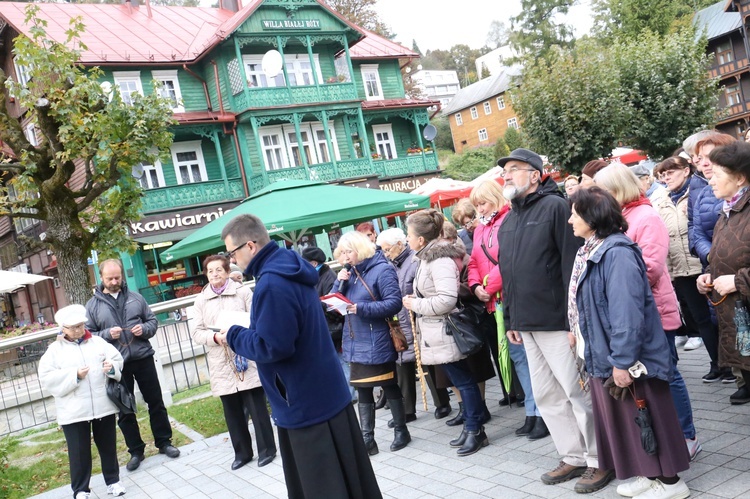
[409,310,429,411]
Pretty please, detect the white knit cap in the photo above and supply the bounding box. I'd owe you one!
[54,304,88,327]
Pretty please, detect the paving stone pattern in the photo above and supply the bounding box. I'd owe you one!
[32,347,750,498]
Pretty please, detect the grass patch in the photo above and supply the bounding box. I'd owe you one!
[172,383,211,403]
[168,395,227,437]
[0,407,193,498]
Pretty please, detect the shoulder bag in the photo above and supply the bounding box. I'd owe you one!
[106,377,137,415]
[445,300,486,356]
[352,266,408,352]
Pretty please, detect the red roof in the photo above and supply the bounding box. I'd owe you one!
[348,28,419,59]
[0,0,380,66]
[361,98,440,110]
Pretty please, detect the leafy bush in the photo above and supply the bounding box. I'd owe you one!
[443,147,497,181]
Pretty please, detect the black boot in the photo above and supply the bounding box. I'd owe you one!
[457,427,489,457]
[388,398,411,451]
[374,389,386,410]
[527,416,550,440]
[515,416,536,436]
[358,403,379,455]
[481,402,492,424]
[446,402,464,427]
[449,427,468,448]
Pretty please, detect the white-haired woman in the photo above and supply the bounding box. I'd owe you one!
[334,231,411,455]
[38,305,126,499]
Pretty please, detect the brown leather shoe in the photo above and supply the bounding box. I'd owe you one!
[574,467,615,493]
[540,461,587,485]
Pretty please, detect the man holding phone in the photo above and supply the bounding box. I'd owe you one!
[86,259,179,472]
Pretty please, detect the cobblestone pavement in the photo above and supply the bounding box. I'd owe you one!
[33,346,750,498]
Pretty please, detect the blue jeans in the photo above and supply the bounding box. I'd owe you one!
[441,359,484,432]
[666,330,696,440]
[338,351,356,401]
[508,342,541,417]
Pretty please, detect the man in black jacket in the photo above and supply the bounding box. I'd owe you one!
[86,259,179,471]
[497,149,613,494]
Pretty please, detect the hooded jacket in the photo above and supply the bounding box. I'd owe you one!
[38,334,124,425]
[622,203,682,331]
[333,250,402,365]
[575,233,672,381]
[191,279,262,397]
[498,176,582,331]
[226,242,350,429]
[85,285,158,362]
[411,239,466,365]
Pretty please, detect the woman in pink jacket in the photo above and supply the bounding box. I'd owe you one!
[467,180,546,440]
[596,163,701,462]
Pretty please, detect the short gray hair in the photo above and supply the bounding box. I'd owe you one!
[682,130,715,156]
[221,214,271,246]
[376,227,406,247]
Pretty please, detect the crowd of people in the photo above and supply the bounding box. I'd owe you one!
[38,130,750,499]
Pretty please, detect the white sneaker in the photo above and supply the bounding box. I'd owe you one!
[686,437,702,461]
[683,338,704,351]
[107,482,126,496]
[617,476,654,497]
[633,478,690,499]
[75,493,91,499]
[674,336,688,348]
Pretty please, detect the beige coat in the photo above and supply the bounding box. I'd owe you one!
[411,240,466,365]
[191,280,262,396]
[654,187,702,278]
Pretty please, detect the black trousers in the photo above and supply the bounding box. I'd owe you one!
[425,365,450,408]
[118,356,172,455]
[220,387,277,462]
[673,275,720,368]
[62,414,119,496]
[395,362,417,415]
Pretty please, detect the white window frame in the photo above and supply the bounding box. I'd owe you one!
[455,113,463,126]
[497,95,506,110]
[138,160,166,189]
[361,64,384,101]
[507,117,519,130]
[726,83,742,106]
[8,184,39,232]
[372,124,397,160]
[151,70,184,113]
[282,125,316,168]
[24,123,38,146]
[170,141,208,184]
[478,128,488,141]
[259,122,341,171]
[470,106,478,119]
[242,54,323,89]
[113,71,143,106]
[311,122,340,164]
[259,126,288,170]
[13,59,31,88]
[483,102,492,115]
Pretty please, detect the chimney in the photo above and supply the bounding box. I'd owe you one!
[219,0,240,12]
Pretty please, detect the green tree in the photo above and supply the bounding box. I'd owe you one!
[509,0,575,62]
[480,63,491,80]
[430,116,454,152]
[411,39,423,57]
[512,39,626,172]
[592,0,719,40]
[443,147,497,181]
[326,0,393,37]
[0,6,175,304]
[486,20,509,49]
[614,29,719,159]
[504,127,525,151]
[494,137,510,160]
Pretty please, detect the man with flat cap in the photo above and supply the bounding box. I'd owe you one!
[496,149,614,493]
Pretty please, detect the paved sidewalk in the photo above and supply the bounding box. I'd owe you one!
[34,347,750,498]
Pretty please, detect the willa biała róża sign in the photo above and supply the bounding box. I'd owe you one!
[261,19,321,30]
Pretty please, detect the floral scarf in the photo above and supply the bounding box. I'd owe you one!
[567,235,603,359]
[723,186,749,217]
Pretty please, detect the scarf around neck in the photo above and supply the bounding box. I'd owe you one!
[210,280,230,296]
[723,186,749,217]
[669,178,690,206]
[567,235,603,358]
[622,195,652,212]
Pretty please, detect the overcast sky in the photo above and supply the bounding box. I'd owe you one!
[374,0,594,52]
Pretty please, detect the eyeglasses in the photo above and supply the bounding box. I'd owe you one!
[503,167,535,176]
[222,240,255,258]
[462,216,476,229]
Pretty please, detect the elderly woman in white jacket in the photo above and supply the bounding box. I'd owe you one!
[38,304,126,499]
[402,209,489,457]
[191,254,276,471]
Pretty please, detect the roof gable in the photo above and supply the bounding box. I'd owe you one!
[348,28,418,59]
[693,0,741,41]
[441,68,520,115]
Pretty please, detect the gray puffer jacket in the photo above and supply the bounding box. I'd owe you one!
[86,285,158,362]
[411,239,465,365]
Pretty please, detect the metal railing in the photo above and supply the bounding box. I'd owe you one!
[0,291,239,436]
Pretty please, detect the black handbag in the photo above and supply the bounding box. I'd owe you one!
[106,377,137,415]
[445,301,486,356]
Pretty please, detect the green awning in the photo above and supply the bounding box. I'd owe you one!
[159,179,430,264]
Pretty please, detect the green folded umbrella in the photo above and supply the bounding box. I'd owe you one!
[485,276,512,394]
